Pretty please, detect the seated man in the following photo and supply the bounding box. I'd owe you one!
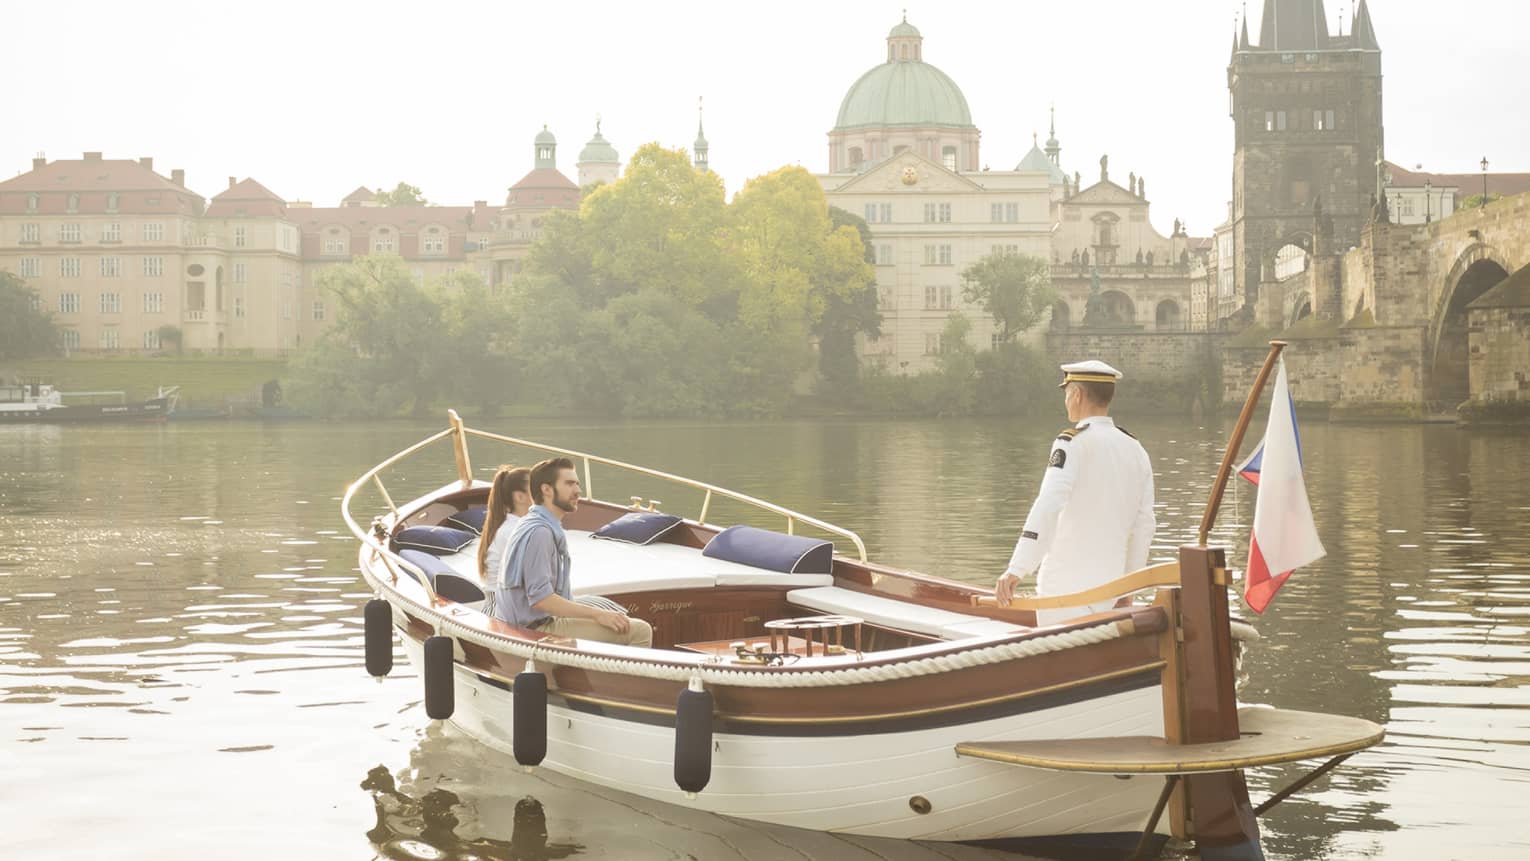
[494,457,653,648]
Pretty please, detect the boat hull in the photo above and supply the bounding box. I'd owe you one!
[0,397,171,423]
[400,635,1171,843]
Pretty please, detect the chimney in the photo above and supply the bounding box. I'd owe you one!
[228,176,237,189]
[139,157,154,171]
[32,156,46,171]
[84,151,103,161]
[172,169,185,187]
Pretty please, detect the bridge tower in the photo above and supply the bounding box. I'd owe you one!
[1228,0,1382,316]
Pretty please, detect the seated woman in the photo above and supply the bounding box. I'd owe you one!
[478,465,531,613]
[495,457,652,647]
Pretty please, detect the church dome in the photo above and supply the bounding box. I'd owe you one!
[534,126,557,146]
[834,20,973,131]
[578,125,618,164]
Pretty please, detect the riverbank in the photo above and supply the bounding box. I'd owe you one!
[7,357,286,408]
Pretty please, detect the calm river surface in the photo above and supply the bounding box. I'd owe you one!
[2,416,1528,860]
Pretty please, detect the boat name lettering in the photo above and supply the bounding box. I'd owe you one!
[647,601,695,613]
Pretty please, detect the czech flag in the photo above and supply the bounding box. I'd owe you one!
[1233,358,1325,613]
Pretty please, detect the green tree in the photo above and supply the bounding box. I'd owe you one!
[374,182,429,206]
[1457,192,1502,211]
[960,251,1055,343]
[932,313,978,415]
[0,271,60,360]
[285,255,514,418]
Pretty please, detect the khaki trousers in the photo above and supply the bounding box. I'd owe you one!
[538,616,653,648]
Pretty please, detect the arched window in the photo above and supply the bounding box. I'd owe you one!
[941,146,957,172]
[67,193,80,212]
[1050,300,1072,331]
[1274,243,1308,280]
[1155,299,1182,331]
[848,146,865,170]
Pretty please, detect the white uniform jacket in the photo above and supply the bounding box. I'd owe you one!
[1005,415,1155,624]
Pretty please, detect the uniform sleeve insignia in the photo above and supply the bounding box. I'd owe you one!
[1021,530,1038,540]
[1049,448,1066,469]
[1056,425,1089,442]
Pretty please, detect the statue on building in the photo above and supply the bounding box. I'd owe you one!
[1074,170,1082,192]
[1129,171,1136,194]
[1138,176,1145,199]
[1080,249,1090,267]
[1145,250,1154,266]
[1099,154,1109,182]
[1071,248,1079,264]
[1173,217,1181,236]
[1082,265,1108,327]
[1180,248,1190,266]
[1135,248,1144,265]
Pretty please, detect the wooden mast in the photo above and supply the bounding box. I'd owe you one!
[1172,341,1286,857]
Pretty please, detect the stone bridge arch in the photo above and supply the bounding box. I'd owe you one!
[1426,242,1514,406]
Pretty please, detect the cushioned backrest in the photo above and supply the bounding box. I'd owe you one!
[573,594,629,615]
[442,505,488,534]
[592,511,682,545]
[435,573,486,604]
[395,524,476,555]
[701,525,834,574]
[399,548,456,585]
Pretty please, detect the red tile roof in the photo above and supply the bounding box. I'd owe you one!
[1386,160,1530,199]
[342,186,377,204]
[206,178,287,217]
[509,168,579,192]
[0,156,203,216]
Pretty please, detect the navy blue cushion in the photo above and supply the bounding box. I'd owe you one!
[399,548,455,585]
[435,573,486,604]
[592,511,683,546]
[395,524,476,555]
[442,505,488,534]
[701,525,834,574]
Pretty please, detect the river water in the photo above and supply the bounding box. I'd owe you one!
[2,416,1528,860]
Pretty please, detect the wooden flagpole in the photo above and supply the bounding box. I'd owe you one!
[1197,341,1287,546]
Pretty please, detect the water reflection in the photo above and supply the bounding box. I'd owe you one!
[364,765,582,861]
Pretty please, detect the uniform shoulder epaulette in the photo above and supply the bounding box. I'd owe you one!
[1056,424,1090,442]
[1117,424,1137,439]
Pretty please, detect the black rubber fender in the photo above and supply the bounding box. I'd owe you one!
[364,599,393,677]
[423,635,455,720]
[513,669,548,767]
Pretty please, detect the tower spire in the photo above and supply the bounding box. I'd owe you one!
[1044,104,1061,165]
[693,96,710,173]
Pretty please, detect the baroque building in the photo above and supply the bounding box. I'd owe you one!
[818,17,1201,372]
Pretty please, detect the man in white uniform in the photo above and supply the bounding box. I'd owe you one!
[996,360,1156,626]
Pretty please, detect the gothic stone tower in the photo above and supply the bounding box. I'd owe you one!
[1229,0,1382,313]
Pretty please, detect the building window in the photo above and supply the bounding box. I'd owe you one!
[60,223,82,243]
[1276,111,1287,131]
[107,193,119,213]
[990,244,1019,255]
[924,203,937,223]
[1325,109,1335,130]
[1006,202,1019,222]
[60,257,81,278]
[20,223,41,243]
[323,236,347,254]
[59,292,80,313]
[991,333,1004,349]
[373,228,395,253]
[233,296,245,318]
[27,193,39,212]
[67,193,80,213]
[876,243,893,265]
[144,222,164,241]
[423,235,445,254]
[143,329,161,350]
[99,328,119,350]
[282,300,291,320]
[940,286,953,309]
[878,203,892,223]
[924,286,938,309]
[923,244,937,265]
[233,226,247,248]
[234,263,248,283]
[865,203,879,223]
[99,257,120,277]
[61,329,79,350]
[100,291,121,313]
[19,257,42,277]
[143,256,163,276]
[101,222,121,242]
[940,203,951,223]
[924,332,941,355]
[942,146,957,172]
[939,244,952,265]
[1264,111,1275,132]
[313,301,325,321]
[143,292,163,313]
[991,203,1003,223]
[924,203,952,223]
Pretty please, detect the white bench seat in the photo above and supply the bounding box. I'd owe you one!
[432,529,835,596]
[786,586,1028,641]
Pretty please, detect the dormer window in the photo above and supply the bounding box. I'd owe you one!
[106,193,119,212]
[67,193,80,213]
[27,193,40,211]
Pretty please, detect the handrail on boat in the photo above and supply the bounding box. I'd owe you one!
[340,426,459,605]
[459,424,869,562]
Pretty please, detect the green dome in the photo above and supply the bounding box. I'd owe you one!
[834,60,973,130]
[1016,143,1066,184]
[534,126,557,145]
[889,20,920,38]
[579,129,618,164]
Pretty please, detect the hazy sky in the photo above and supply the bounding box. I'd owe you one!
[8,0,1527,235]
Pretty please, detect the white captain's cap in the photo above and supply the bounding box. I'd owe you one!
[1058,360,1123,387]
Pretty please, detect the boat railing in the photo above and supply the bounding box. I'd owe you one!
[341,413,869,607]
[455,418,868,562]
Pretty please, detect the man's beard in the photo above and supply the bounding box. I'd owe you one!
[552,490,578,513]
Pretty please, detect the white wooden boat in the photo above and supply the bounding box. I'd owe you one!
[343,345,1384,859]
